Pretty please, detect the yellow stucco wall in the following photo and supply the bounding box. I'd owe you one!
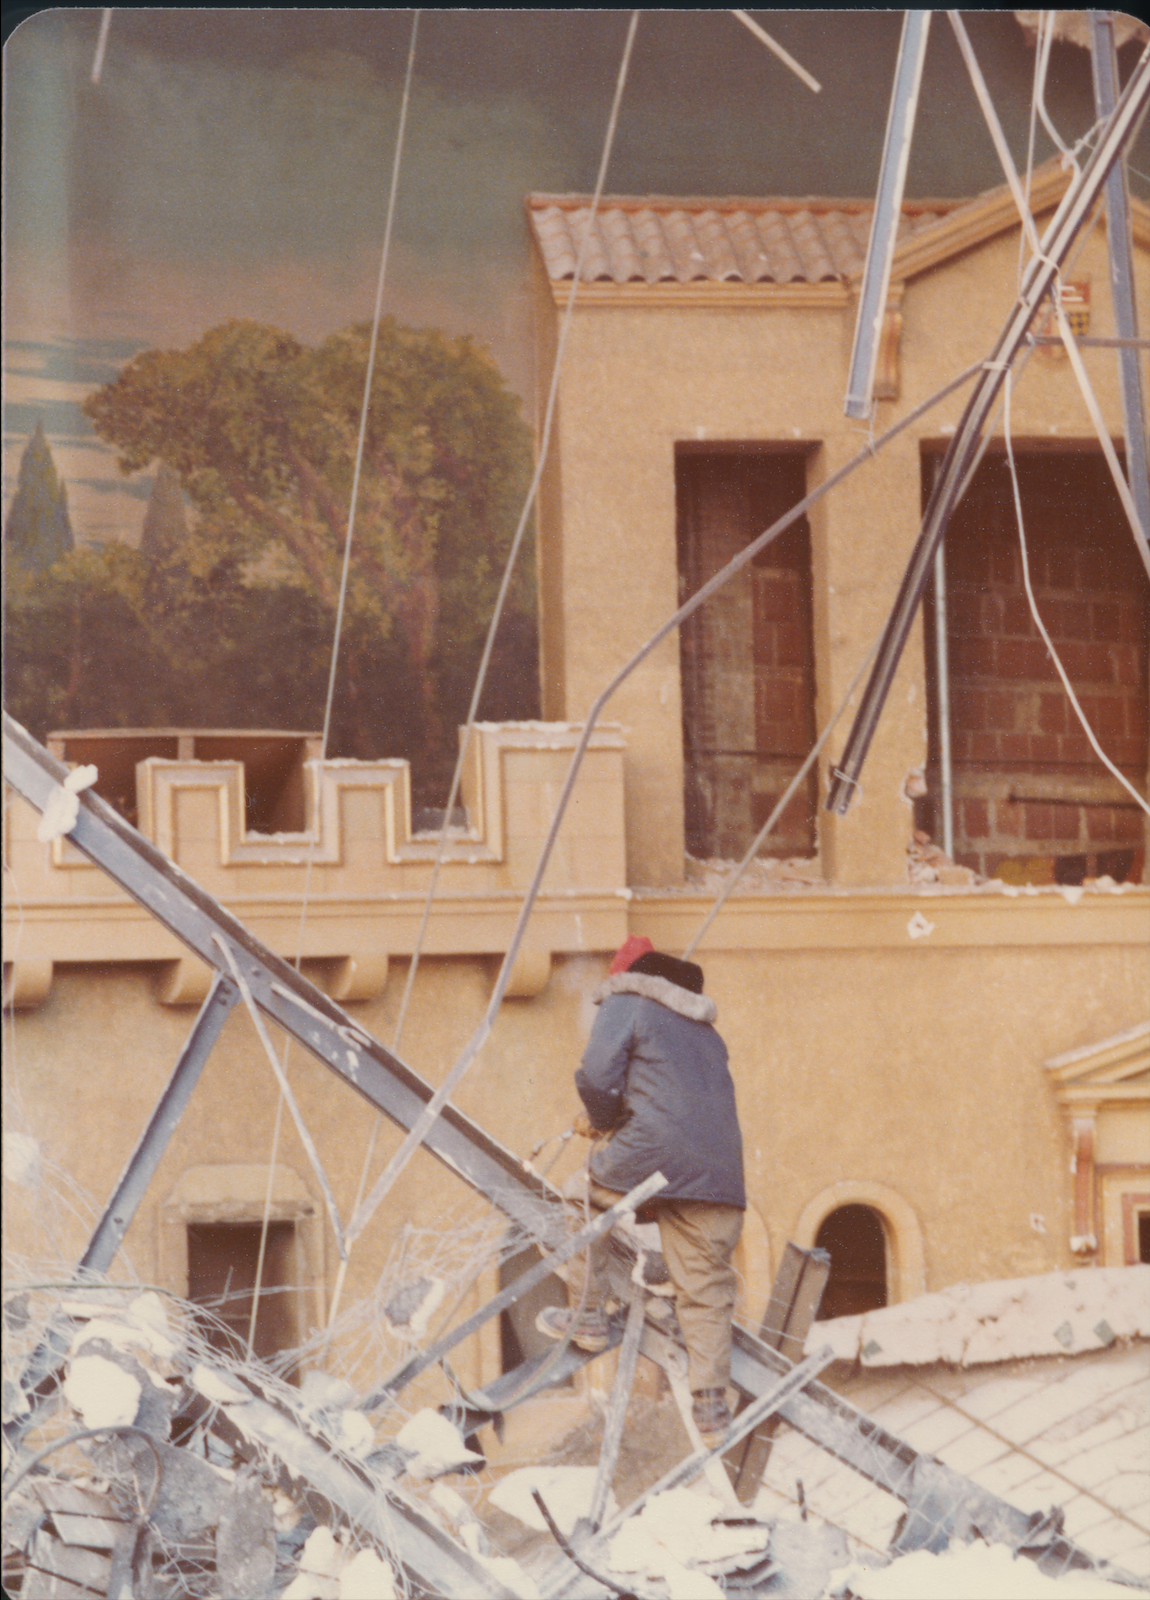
[532,211,1149,887]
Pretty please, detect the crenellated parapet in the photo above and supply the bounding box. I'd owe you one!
[2,722,630,1007]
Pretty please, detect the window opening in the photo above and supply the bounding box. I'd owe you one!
[813,1204,888,1320]
[498,1242,571,1379]
[676,446,817,860]
[922,448,1148,885]
[1139,1212,1150,1265]
[186,1221,299,1366]
[46,729,318,833]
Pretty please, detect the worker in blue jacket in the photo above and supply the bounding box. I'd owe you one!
[538,935,745,1447]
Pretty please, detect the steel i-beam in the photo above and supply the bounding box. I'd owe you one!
[844,10,932,420]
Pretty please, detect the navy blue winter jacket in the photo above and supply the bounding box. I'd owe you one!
[576,970,745,1209]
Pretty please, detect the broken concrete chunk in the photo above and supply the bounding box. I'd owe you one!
[63,1354,142,1429]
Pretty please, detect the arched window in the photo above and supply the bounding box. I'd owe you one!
[814,1204,888,1320]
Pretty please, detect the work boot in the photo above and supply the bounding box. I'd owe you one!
[691,1387,732,1450]
[535,1304,610,1353]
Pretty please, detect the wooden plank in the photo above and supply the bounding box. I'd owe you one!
[29,1530,111,1590]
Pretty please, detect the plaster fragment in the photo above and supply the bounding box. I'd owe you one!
[395,1408,482,1479]
[63,1354,140,1428]
[907,910,935,939]
[338,1548,397,1599]
[2,1132,41,1187]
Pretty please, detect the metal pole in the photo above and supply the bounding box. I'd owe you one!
[826,47,1150,814]
[845,10,932,419]
[934,540,954,860]
[80,974,238,1272]
[1090,10,1150,570]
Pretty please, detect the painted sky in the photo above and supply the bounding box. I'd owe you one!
[4,8,1148,545]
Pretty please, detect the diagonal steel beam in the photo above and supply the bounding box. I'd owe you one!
[827,46,1150,813]
[3,713,567,1250]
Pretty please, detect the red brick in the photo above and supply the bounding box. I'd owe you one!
[948,590,983,633]
[774,621,805,668]
[982,851,1008,877]
[1038,693,1067,734]
[1117,601,1146,644]
[1109,737,1146,767]
[948,540,991,585]
[996,799,1024,837]
[971,732,999,762]
[1059,732,1092,762]
[1001,595,1034,636]
[999,732,1029,761]
[984,690,1015,730]
[754,574,800,623]
[950,731,971,760]
[1092,602,1121,643]
[990,544,1016,585]
[956,851,984,874]
[951,637,997,677]
[997,638,1054,679]
[1025,802,1054,840]
[1085,807,1115,842]
[1042,598,1090,640]
[952,688,985,731]
[1028,734,1060,763]
[1056,641,1113,682]
[1126,697,1148,740]
[1080,695,1125,738]
[1114,648,1141,689]
[1044,541,1078,589]
[963,797,990,837]
[1050,801,1080,841]
[1114,807,1145,842]
[756,679,800,722]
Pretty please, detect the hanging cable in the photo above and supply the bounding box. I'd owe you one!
[340,357,988,1250]
[1002,370,1149,818]
[328,11,641,1294]
[246,14,421,1335]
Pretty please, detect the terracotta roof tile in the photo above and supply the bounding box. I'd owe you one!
[527,193,955,286]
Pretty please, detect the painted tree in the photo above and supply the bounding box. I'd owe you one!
[4,420,74,572]
[140,460,189,564]
[83,318,536,776]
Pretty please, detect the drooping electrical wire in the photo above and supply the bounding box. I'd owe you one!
[1002,370,1149,819]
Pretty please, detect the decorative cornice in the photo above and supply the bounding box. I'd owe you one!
[546,280,849,309]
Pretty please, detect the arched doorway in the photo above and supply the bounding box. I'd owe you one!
[814,1204,888,1320]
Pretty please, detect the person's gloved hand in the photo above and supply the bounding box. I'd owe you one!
[572,1110,602,1139]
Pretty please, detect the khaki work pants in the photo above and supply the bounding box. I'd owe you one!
[570,1177,743,1392]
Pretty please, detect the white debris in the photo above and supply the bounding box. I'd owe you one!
[70,1294,178,1363]
[395,1408,483,1479]
[429,1482,471,1525]
[338,1548,397,1599]
[36,765,98,841]
[2,1132,41,1188]
[407,1276,446,1340]
[384,1276,446,1339]
[337,1407,375,1458]
[300,1370,356,1412]
[907,910,935,939]
[842,1539,1140,1598]
[191,1362,249,1404]
[489,1465,617,1537]
[477,1553,541,1598]
[298,1526,344,1577]
[63,1354,141,1428]
[807,1266,1150,1367]
[282,1574,338,1600]
[606,1486,765,1588]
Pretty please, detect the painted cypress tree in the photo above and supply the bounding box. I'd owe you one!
[4,420,74,572]
[140,460,188,563]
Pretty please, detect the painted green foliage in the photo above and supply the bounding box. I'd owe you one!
[80,318,537,780]
[4,420,74,572]
[6,319,538,794]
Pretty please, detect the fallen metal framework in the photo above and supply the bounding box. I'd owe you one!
[5,710,1147,1597]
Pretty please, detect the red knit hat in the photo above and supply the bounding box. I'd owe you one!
[609,935,654,975]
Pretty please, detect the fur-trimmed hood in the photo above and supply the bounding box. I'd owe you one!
[594,969,718,1025]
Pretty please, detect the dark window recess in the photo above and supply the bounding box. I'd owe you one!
[186,1221,298,1365]
[499,1242,572,1380]
[46,729,319,833]
[1139,1211,1150,1266]
[813,1205,888,1321]
[676,446,817,860]
[922,449,1149,885]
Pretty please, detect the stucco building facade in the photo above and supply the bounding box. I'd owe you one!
[4,163,1148,1387]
